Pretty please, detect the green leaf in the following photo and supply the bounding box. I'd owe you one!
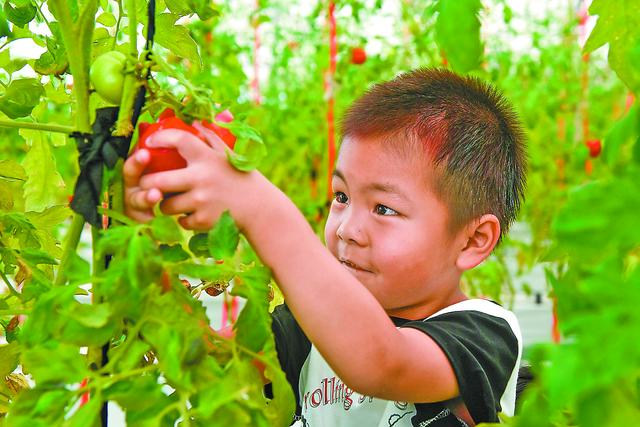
[96,12,117,27]
[0,343,20,377]
[64,252,91,285]
[0,78,45,119]
[21,136,66,212]
[188,232,209,257]
[3,1,36,27]
[33,38,68,76]
[64,303,112,328]
[159,243,190,262]
[7,388,71,425]
[603,106,640,165]
[153,14,201,71]
[0,159,26,181]
[25,205,71,232]
[177,261,227,281]
[150,215,183,243]
[0,8,11,37]
[435,0,483,73]
[18,248,58,266]
[227,134,268,172]
[0,50,28,75]
[232,265,272,352]
[208,211,240,260]
[63,394,101,427]
[21,341,89,384]
[583,0,640,94]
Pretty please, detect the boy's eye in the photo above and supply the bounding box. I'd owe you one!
[334,192,348,204]
[375,204,398,216]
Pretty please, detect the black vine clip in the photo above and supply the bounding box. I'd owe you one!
[69,107,131,228]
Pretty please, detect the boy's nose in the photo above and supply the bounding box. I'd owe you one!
[336,214,366,246]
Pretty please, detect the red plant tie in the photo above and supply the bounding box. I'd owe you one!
[578,0,592,175]
[325,1,337,201]
[551,296,561,343]
[79,377,90,406]
[252,0,261,105]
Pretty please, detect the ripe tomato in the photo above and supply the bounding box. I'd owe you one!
[586,139,601,158]
[90,51,126,104]
[202,109,236,149]
[351,47,367,65]
[135,108,236,175]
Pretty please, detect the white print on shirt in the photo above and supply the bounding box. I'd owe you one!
[301,375,409,412]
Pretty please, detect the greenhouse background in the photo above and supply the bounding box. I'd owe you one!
[0,0,638,426]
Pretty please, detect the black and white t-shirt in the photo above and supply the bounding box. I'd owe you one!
[270,299,522,426]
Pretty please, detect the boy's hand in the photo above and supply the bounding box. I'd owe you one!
[129,122,262,231]
[123,148,163,223]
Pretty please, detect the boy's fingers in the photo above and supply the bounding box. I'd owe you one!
[158,192,196,216]
[147,128,212,161]
[123,149,150,187]
[192,121,228,151]
[127,188,162,211]
[139,168,196,194]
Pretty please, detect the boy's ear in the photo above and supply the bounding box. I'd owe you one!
[455,214,501,271]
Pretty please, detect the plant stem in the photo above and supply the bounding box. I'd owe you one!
[0,118,74,134]
[54,214,86,286]
[99,320,145,373]
[48,0,97,133]
[0,271,21,298]
[114,0,141,136]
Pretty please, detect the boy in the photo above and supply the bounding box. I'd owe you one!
[124,68,526,426]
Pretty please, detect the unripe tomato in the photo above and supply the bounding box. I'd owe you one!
[90,51,126,104]
[135,108,236,175]
[351,47,367,65]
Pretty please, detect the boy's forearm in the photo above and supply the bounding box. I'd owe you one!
[238,174,401,393]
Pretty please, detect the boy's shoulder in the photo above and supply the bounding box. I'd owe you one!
[401,298,522,349]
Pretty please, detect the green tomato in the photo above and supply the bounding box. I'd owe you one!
[90,51,126,104]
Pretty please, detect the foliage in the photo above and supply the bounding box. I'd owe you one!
[0,0,638,425]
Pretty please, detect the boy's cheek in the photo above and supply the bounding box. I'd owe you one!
[323,216,338,252]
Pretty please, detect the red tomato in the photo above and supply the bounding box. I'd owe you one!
[351,47,367,65]
[586,139,601,158]
[136,115,201,174]
[135,109,236,175]
[202,109,236,149]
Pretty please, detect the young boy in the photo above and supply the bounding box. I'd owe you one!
[123,68,526,426]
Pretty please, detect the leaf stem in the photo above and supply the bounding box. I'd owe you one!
[0,309,29,316]
[54,214,86,286]
[0,271,21,298]
[0,118,74,134]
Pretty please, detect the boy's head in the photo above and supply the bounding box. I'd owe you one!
[324,68,527,317]
[340,67,527,242]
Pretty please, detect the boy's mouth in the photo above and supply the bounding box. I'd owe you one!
[339,258,372,273]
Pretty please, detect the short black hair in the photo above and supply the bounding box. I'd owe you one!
[340,67,527,242]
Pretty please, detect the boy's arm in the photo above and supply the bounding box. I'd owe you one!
[130,127,460,403]
[237,175,460,403]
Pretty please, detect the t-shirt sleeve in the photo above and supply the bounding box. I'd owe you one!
[268,303,311,413]
[400,309,519,423]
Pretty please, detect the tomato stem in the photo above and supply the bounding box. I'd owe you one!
[54,214,86,286]
[0,118,74,134]
[114,0,141,136]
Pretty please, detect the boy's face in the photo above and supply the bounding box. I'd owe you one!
[324,136,465,319]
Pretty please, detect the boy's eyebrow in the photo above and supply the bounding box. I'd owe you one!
[332,169,408,200]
